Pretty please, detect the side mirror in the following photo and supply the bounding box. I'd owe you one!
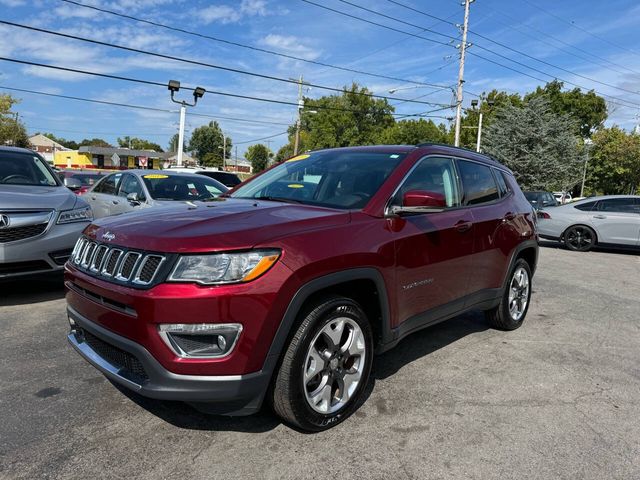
[127,192,140,205]
[64,177,83,191]
[390,190,446,215]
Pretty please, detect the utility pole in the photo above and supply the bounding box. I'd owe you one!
[293,75,304,156]
[177,105,186,166]
[235,145,238,171]
[454,0,473,147]
[13,112,19,146]
[581,139,593,197]
[222,132,226,170]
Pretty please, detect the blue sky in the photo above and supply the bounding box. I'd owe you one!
[1,0,639,156]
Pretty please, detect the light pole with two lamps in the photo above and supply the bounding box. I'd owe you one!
[168,80,206,167]
[465,98,494,152]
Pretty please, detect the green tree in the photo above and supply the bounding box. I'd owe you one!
[168,133,186,153]
[0,94,29,147]
[278,83,395,154]
[483,97,581,191]
[587,127,640,195]
[40,132,79,150]
[246,144,272,173]
[78,138,113,148]
[200,152,224,169]
[524,80,607,138]
[117,136,163,152]
[379,119,448,145]
[456,90,524,149]
[189,121,231,165]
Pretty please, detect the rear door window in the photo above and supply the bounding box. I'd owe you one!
[596,198,637,213]
[458,160,499,205]
[494,170,510,197]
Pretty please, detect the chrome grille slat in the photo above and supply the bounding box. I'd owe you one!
[70,236,165,287]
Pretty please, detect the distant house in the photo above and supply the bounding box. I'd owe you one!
[29,134,69,163]
[225,157,252,174]
[54,147,168,170]
[163,152,198,168]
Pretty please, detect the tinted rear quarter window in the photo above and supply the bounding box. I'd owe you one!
[494,170,510,197]
[573,201,596,212]
[458,160,499,205]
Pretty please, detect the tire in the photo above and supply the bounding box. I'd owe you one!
[486,258,532,331]
[563,225,596,252]
[271,295,373,432]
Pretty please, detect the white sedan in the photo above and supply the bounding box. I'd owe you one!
[537,195,640,251]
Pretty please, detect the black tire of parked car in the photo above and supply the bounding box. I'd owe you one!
[271,295,373,432]
[563,225,597,252]
[486,258,532,331]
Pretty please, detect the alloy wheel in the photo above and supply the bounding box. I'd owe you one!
[303,318,366,414]
[566,226,594,251]
[508,266,530,321]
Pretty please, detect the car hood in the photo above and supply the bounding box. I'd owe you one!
[0,185,78,211]
[85,198,351,252]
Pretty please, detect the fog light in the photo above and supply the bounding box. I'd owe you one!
[158,323,242,358]
[68,316,76,327]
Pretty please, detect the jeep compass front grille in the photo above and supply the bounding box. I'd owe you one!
[69,237,167,288]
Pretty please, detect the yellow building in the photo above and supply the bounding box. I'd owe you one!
[54,147,164,170]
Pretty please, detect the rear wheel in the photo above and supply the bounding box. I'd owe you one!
[564,225,596,252]
[486,258,532,331]
[271,296,373,431]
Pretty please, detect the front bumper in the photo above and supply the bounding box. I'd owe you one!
[0,221,88,279]
[67,306,271,415]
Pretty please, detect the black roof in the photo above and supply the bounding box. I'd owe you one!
[414,143,509,171]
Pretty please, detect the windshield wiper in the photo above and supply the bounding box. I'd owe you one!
[251,196,304,204]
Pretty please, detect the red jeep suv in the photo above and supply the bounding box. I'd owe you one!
[65,144,537,431]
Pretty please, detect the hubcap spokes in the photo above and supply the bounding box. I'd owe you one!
[508,267,529,321]
[303,317,366,414]
[568,228,592,249]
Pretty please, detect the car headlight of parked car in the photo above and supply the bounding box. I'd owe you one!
[168,249,280,285]
[57,205,93,224]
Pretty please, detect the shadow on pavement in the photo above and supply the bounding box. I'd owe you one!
[113,383,282,433]
[538,239,640,256]
[0,273,66,307]
[114,311,489,433]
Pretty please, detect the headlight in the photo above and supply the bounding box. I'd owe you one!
[57,206,93,224]
[168,249,280,285]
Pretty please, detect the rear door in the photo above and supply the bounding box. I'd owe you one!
[590,198,640,246]
[456,160,508,297]
[392,156,474,323]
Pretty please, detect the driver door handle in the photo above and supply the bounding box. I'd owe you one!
[455,220,473,233]
[593,215,606,219]
[112,200,119,205]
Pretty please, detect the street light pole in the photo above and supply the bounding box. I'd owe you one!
[168,80,206,167]
[454,0,473,147]
[177,104,186,166]
[476,111,483,152]
[293,75,304,156]
[581,139,593,197]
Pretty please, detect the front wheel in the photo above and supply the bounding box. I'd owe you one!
[271,296,373,431]
[486,258,532,330]
[564,225,596,252]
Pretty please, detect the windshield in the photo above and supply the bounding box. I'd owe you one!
[0,151,59,186]
[230,151,405,209]
[142,174,226,201]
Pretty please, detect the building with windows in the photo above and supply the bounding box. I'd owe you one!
[54,147,167,170]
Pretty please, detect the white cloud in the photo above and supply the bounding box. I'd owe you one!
[198,0,269,25]
[259,34,321,61]
[0,0,25,6]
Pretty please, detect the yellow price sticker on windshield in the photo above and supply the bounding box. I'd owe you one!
[287,184,304,188]
[286,154,310,162]
[143,174,168,179]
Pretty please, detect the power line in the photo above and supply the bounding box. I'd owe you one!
[0,20,453,106]
[301,1,640,109]
[338,0,640,98]
[0,59,455,118]
[59,0,452,90]
[235,132,289,145]
[520,0,640,59]
[475,3,640,77]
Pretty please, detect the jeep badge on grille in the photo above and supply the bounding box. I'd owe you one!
[102,231,116,242]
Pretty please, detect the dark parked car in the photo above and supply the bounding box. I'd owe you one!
[57,169,105,195]
[524,190,558,209]
[168,167,242,188]
[65,144,538,431]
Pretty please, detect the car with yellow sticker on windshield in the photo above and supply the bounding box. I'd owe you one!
[83,170,228,219]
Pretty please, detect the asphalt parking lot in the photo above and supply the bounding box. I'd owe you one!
[1,243,639,480]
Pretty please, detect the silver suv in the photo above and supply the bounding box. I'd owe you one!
[0,147,93,280]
